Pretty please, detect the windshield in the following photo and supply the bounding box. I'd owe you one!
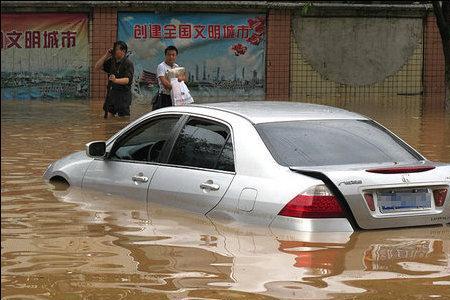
[256,119,421,167]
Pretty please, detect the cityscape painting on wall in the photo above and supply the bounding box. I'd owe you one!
[118,12,266,103]
[1,13,89,100]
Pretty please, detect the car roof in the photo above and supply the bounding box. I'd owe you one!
[192,101,368,124]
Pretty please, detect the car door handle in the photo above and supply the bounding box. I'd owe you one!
[132,173,149,183]
[200,180,220,191]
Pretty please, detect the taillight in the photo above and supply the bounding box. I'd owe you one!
[363,193,375,211]
[278,185,345,218]
[433,188,447,207]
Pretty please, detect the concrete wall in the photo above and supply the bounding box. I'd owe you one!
[266,10,291,101]
[292,17,422,86]
[290,16,424,102]
[0,2,447,108]
[86,9,446,110]
[423,15,446,109]
[90,8,117,106]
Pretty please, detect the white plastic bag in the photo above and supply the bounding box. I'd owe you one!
[180,81,194,105]
[170,78,194,106]
[170,78,182,104]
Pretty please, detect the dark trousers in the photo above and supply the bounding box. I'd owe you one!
[152,93,172,110]
[104,89,131,117]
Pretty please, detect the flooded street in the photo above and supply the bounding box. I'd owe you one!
[1,99,450,299]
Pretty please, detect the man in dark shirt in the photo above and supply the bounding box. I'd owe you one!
[94,41,134,118]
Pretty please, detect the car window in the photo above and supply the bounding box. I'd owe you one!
[169,118,234,171]
[112,116,180,162]
[216,137,235,172]
[256,119,421,167]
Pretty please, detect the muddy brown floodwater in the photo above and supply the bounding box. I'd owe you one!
[1,99,450,300]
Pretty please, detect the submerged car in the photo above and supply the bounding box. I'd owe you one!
[44,101,450,232]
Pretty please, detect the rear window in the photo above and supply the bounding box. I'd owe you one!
[256,119,421,167]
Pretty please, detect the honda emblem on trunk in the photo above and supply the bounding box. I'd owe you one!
[401,174,410,183]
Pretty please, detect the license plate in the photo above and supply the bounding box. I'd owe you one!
[377,189,432,213]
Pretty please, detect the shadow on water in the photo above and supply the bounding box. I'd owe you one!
[1,99,450,299]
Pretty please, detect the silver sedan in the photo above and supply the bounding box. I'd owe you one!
[44,101,450,232]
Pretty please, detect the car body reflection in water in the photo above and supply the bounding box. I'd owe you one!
[52,185,450,299]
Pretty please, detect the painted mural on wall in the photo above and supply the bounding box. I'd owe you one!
[1,13,89,100]
[117,12,266,103]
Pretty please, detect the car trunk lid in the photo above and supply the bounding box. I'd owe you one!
[290,161,450,230]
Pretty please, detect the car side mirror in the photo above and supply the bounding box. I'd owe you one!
[86,141,106,158]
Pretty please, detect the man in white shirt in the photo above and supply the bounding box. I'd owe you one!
[153,45,186,110]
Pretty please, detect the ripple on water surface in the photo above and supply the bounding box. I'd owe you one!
[1,100,450,299]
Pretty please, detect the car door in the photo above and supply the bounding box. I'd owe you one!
[82,115,183,201]
[147,116,236,214]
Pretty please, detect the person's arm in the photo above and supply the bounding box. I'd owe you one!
[157,64,172,90]
[94,49,112,72]
[159,76,172,90]
[109,61,134,85]
[109,75,129,85]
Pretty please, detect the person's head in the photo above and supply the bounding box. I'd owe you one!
[113,41,127,60]
[164,46,178,65]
